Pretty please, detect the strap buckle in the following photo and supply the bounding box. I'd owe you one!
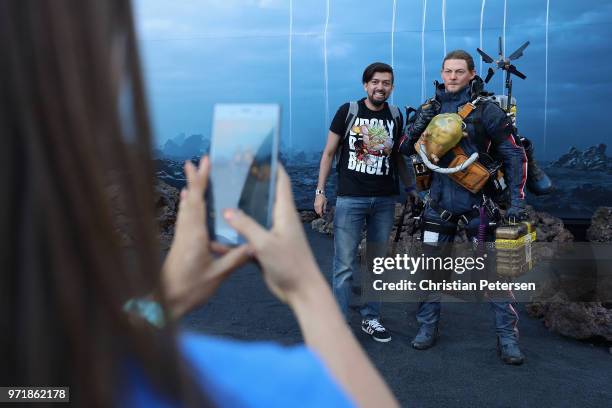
[482,195,501,223]
[458,102,476,120]
[439,209,454,222]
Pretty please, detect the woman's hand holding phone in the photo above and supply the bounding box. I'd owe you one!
[224,165,324,304]
[162,156,251,320]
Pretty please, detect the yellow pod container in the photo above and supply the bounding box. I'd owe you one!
[417,113,465,161]
[495,222,536,278]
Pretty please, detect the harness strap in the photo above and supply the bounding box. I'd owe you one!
[457,102,476,120]
[421,220,458,236]
[458,96,492,152]
[425,196,481,225]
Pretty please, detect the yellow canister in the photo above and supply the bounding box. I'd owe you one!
[495,222,536,278]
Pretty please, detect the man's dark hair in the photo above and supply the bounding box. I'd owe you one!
[442,50,475,71]
[362,62,394,84]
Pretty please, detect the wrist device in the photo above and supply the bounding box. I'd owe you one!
[123,298,166,329]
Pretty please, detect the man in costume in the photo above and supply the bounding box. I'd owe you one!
[399,50,527,364]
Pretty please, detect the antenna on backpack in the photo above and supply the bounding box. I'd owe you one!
[476,37,529,113]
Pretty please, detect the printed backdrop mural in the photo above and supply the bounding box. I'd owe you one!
[135,0,612,159]
[137,0,612,218]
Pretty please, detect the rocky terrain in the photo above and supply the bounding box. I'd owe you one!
[155,180,180,250]
[150,159,611,344]
[586,207,612,242]
[308,203,574,245]
[526,207,612,342]
[551,143,612,173]
[307,204,611,343]
[152,155,612,220]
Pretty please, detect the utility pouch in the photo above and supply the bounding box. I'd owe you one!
[479,152,507,198]
[447,146,490,193]
[411,154,432,191]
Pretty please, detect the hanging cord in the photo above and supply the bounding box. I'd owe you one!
[477,205,487,252]
[417,143,479,173]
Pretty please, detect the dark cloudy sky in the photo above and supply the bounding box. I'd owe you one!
[134,0,612,160]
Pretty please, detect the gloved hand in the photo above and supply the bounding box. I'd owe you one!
[405,98,440,140]
[404,187,421,207]
[505,202,527,224]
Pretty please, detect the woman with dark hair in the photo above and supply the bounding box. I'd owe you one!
[0,1,398,407]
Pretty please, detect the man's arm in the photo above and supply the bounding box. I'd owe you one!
[485,103,528,220]
[314,130,341,216]
[495,136,528,212]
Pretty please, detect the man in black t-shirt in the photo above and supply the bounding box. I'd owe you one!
[314,62,412,343]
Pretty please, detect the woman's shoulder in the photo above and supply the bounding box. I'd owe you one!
[179,332,354,407]
[180,331,314,366]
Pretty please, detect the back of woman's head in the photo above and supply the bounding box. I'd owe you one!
[0,1,210,406]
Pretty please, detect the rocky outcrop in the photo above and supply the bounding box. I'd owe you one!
[155,180,180,250]
[524,206,574,243]
[106,179,179,250]
[552,144,612,172]
[586,207,612,242]
[160,134,209,160]
[526,297,612,341]
[310,206,334,235]
[154,158,189,191]
[299,210,318,224]
[526,206,612,342]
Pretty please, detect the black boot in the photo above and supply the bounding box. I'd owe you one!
[411,324,439,350]
[522,138,553,195]
[497,338,525,365]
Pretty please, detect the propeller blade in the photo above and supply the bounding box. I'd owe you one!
[508,65,526,80]
[484,67,495,83]
[498,36,503,56]
[508,41,530,61]
[476,48,494,63]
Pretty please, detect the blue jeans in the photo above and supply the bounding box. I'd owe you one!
[416,205,520,346]
[332,195,396,320]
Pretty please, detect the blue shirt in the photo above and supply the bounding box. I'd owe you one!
[122,332,355,407]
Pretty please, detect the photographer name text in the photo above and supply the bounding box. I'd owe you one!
[372,279,536,291]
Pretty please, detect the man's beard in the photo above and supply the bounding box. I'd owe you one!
[368,94,387,106]
[445,83,469,95]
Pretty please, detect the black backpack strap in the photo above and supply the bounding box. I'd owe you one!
[344,101,359,141]
[464,107,487,151]
[388,104,401,137]
[335,101,359,168]
[459,96,492,152]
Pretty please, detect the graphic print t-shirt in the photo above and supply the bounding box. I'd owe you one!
[330,98,403,196]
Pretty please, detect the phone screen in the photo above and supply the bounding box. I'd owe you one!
[208,104,280,245]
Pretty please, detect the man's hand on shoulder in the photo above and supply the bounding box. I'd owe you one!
[408,99,439,137]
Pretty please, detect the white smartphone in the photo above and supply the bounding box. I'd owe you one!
[207,104,280,245]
